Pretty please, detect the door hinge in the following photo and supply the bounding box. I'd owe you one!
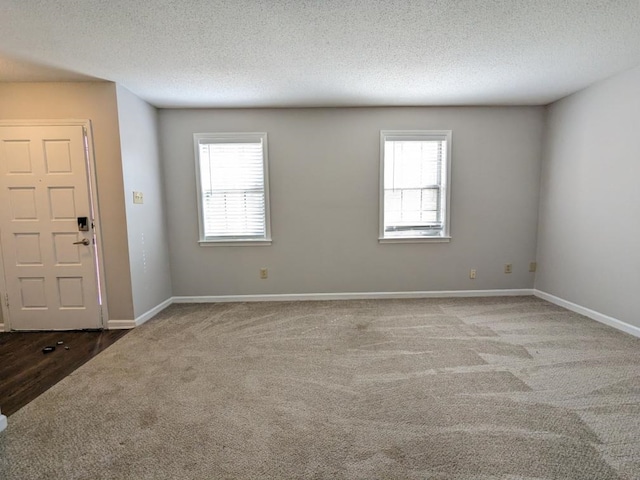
[4,293,8,308]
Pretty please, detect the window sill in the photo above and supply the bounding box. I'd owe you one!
[378,236,451,244]
[199,239,272,247]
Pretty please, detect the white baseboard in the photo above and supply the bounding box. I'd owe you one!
[534,290,640,339]
[173,289,534,304]
[106,319,136,329]
[107,290,537,328]
[135,298,173,327]
[0,323,4,332]
[107,297,173,330]
[0,412,7,433]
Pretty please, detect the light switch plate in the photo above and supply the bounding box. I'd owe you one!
[133,191,144,204]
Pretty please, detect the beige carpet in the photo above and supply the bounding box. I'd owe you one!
[1,296,639,479]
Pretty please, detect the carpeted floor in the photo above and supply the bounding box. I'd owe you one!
[1,296,639,479]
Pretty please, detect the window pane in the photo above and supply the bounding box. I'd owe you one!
[401,189,421,223]
[420,188,439,223]
[203,191,265,237]
[385,190,402,225]
[385,140,442,190]
[200,142,264,191]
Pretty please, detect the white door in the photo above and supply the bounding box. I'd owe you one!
[0,125,102,330]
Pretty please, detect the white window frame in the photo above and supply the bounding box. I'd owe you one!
[194,132,272,246]
[379,130,452,243]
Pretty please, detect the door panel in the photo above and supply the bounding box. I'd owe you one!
[0,125,101,330]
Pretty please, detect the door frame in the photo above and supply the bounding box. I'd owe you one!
[0,119,109,330]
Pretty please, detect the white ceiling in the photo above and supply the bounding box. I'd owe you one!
[1,0,640,108]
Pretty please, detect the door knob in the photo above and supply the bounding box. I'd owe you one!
[73,238,90,246]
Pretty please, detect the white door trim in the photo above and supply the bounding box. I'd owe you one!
[0,231,8,331]
[0,119,109,330]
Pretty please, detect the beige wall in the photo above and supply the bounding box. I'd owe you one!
[536,64,640,328]
[0,82,134,321]
[160,106,544,296]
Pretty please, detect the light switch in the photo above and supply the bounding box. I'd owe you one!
[133,191,144,204]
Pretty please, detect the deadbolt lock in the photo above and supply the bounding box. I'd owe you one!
[77,217,89,231]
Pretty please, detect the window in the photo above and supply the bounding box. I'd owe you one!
[194,132,271,245]
[380,130,452,242]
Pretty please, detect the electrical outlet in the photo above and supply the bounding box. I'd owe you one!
[504,263,512,274]
[529,262,537,272]
[469,269,477,279]
[260,268,268,279]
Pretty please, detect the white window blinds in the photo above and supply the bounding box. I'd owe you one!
[195,133,270,243]
[380,131,451,240]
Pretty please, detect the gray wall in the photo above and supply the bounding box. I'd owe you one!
[536,65,640,328]
[116,85,172,317]
[0,82,134,322]
[160,107,544,296]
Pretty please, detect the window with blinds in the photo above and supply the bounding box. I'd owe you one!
[194,133,271,244]
[380,130,452,242]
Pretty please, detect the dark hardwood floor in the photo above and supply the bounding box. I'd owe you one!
[0,329,129,416]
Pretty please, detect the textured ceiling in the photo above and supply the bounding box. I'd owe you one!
[1,0,640,108]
